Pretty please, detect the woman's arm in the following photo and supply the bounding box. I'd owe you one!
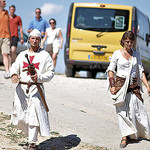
[142,72,150,94]
[107,51,118,94]
[59,30,63,49]
[108,71,116,95]
[136,51,150,94]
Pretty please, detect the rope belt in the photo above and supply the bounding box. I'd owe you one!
[19,81,41,93]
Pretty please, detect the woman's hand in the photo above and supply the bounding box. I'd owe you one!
[40,44,44,49]
[146,85,150,95]
[110,87,116,95]
[59,45,62,49]
[142,72,150,95]
[11,74,21,84]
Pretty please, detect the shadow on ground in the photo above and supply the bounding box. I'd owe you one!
[37,134,81,150]
[127,137,150,146]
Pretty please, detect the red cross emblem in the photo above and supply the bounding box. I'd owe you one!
[23,55,40,70]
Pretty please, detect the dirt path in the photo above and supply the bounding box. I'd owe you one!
[0,69,150,150]
[0,112,107,150]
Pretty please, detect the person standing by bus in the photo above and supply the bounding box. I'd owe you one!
[0,0,11,79]
[27,8,49,38]
[41,18,63,68]
[9,5,24,64]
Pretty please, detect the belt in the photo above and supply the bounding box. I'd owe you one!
[19,81,41,93]
[128,81,143,102]
[115,76,143,102]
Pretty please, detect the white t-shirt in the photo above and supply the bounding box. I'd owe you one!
[46,27,61,45]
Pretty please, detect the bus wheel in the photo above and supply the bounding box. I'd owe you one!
[87,71,97,78]
[65,66,76,77]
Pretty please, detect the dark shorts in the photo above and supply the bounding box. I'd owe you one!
[46,43,60,54]
[46,44,53,53]
[11,37,19,47]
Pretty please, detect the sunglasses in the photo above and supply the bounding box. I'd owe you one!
[50,22,55,24]
[35,12,41,14]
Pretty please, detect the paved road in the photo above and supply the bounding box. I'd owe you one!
[0,69,150,150]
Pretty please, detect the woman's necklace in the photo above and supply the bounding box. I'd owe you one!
[122,49,132,60]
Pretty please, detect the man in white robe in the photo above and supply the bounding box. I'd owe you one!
[10,29,54,149]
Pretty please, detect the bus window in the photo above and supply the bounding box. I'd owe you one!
[137,11,144,39]
[74,7,129,32]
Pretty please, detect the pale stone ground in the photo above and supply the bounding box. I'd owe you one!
[0,66,150,150]
[0,112,107,150]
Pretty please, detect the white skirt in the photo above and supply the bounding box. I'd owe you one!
[11,84,51,137]
[116,92,150,139]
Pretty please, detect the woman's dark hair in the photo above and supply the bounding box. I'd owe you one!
[9,5,16,10]
[120,31,135,47]
[49,18,56,25]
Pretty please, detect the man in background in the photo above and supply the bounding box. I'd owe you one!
[27,8,49,38]
[9,5,24,64]
[0,0,11,79]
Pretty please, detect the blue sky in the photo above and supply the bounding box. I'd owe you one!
[5,0,150,73]
[6,0,150,37]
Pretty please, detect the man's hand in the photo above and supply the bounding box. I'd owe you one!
[20,38,24,45]
[31,72,37,82]
[41,31,45,37]
[11,74,21,84]
[28,64,36,75]
[27,28,33,33]
[10,37,12,44]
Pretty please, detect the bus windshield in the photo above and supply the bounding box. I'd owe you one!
[74,7,129,32]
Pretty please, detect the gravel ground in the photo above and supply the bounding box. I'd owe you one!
[0,67,150,150]
[0,112,107,150]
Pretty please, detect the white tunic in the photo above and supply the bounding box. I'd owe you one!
[107,50,144,79]
[107,50,150,139]
[10,48,54,137]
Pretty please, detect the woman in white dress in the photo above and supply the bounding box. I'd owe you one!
[107,31,150,148]
[41,18,63,68]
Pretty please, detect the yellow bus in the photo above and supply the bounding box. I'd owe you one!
[64,3,150,78]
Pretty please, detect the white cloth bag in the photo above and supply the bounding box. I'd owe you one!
[111,56,133,106]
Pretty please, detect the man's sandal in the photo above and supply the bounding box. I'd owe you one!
[119,139,127,148]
